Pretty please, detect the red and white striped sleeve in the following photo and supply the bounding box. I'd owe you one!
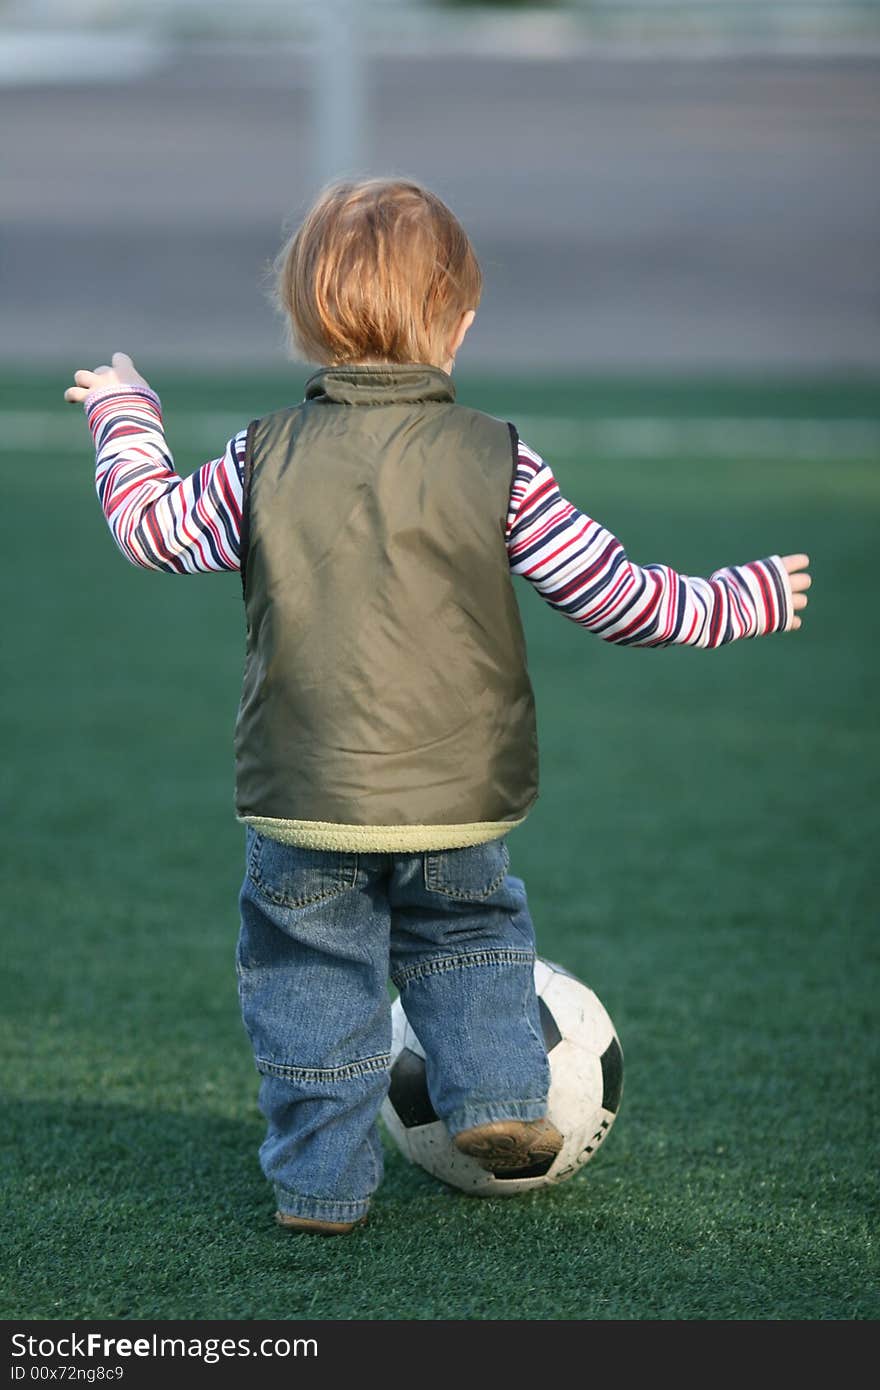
[85,384,245,574]
[83,387,793,642]
[506,438,794,645]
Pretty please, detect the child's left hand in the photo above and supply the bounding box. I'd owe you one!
[64,351,153,404]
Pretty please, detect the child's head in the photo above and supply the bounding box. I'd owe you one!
[273,178,481,372]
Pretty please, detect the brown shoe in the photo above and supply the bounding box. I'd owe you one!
[275,1211,367,1236]
[453,1118,563,1175]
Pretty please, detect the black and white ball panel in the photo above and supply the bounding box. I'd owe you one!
[386,1046,438,1129]
[382,957,623,1196]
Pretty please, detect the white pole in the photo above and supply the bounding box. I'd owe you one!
[312,0,366,190]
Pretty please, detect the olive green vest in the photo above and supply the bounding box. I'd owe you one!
[233,363,539,851]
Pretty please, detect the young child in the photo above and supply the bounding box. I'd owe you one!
[65,177,810,1236]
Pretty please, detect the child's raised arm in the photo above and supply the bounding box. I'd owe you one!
[65,352,245,574]
[507,439,810,645]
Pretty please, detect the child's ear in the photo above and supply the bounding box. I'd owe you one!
[450,309,476,358]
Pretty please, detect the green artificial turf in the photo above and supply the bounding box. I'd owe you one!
[1,369,877,1320]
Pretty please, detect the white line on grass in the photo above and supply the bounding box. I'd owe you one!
[6,411,879,462]
[515,416,880,462]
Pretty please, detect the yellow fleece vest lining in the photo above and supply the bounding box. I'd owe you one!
[237,814,526,852]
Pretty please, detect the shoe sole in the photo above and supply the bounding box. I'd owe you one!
[453,1119,564,1176]
[275,1212,367,1236]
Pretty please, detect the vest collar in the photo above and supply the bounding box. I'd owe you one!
[304,363,456,406]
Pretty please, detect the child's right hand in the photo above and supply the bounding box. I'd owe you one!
[782,553,811,630]
[63,351,153,404]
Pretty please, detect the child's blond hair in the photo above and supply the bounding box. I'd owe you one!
[273,178,482,368]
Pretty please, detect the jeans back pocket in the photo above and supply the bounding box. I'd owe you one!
[423,837,510,901]
[247,830,359,910]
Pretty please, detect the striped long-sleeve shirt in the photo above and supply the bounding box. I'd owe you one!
[84,383,793,644]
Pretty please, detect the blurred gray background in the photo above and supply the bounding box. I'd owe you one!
[2,0,878,373]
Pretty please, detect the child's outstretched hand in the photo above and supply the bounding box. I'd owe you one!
[64,351,152,404]
[782,553,811,630]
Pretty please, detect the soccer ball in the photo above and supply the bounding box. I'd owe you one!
[381,957,623,1196]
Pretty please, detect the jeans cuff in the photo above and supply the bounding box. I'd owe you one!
[445,1097,549,1137]
[274,1187,372,1223]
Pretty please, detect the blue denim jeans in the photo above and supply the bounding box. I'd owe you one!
[236,827,550,1224]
